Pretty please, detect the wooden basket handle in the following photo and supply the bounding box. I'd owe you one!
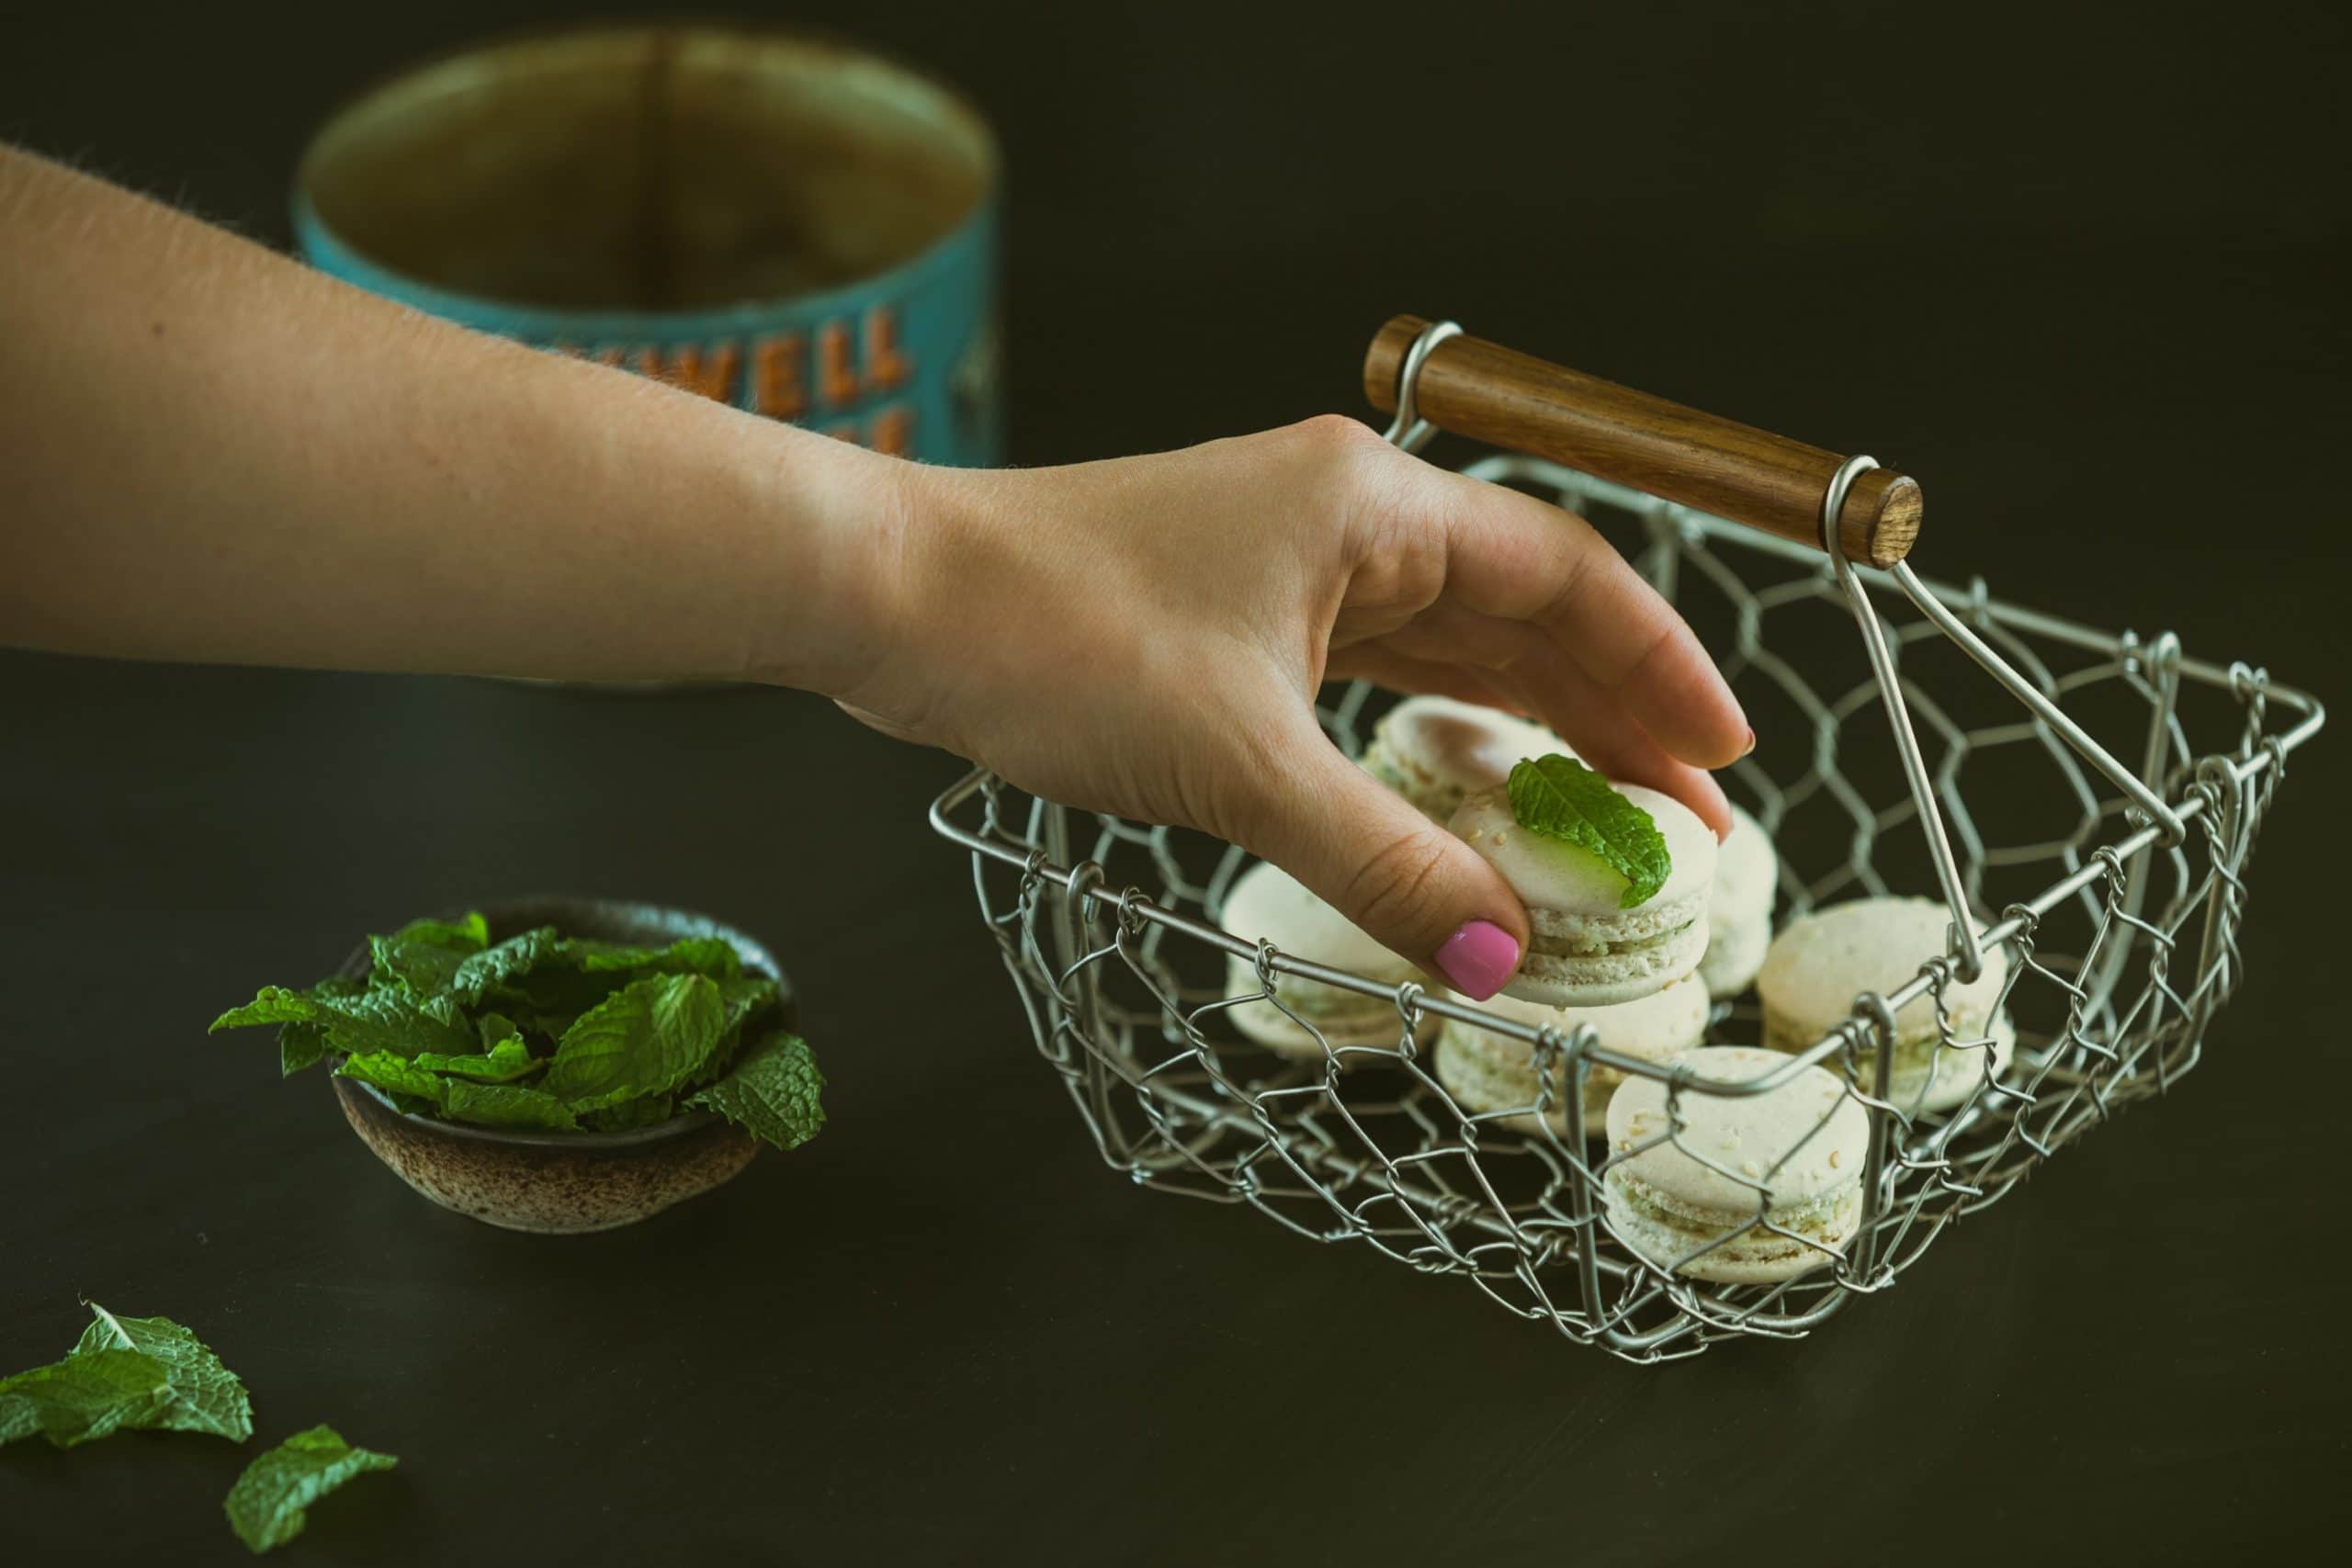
[1363,314,1921,568]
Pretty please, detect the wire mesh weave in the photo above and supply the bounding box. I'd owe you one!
[928,452,2321,1362]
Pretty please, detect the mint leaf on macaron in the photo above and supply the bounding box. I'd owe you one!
[1505,755,1673,908]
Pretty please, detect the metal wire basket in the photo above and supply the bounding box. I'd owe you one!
[927,317,2324,1361]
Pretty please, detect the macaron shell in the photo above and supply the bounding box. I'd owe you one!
[1223,949,1439,1062]
[1876,1010,2015,1115]
[1711,805,1779,923]
[1227,983,1439,1059]
[1452,784,1716,919]
[1756,896,2009,1041]
[1363,696,1568,806]
[1604,1045,1869,1212]
[1217,860,1413,979]
[1603,1168,1862,1284]
[1697,913,1771,998]
[1435,977,1711,1133]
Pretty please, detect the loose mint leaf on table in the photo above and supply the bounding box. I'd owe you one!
[1,1303,252,1449]
[413,1038,542,1083]
[0,1348,171,1449]
[440,1080,578,1131]
[688,1032,826,1152]
[1504,755,1673,909]
[73,1304,254,1441]
[223,1424,398,1555]
[543,973,729,1112]
[211,986,474,1072]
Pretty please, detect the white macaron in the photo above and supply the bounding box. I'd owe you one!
[1697,804,1779,998]
[1450,782,1715,1008]
[1601,1045,1871,1285]
[1435,976,1710,1136]
[1217,861,1432,1059]
[1755,897,2011,1115]
[1360,695,1567,824]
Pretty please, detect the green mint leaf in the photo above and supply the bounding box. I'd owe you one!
[366,913,490,1000]
[564,935,742,979]
[447,927,565,1006]
[212,986,473,1068]
[1504,755,1673,908]
[412,1038,541,1083]
[275,977,364,1076]
[542,974,728,1112]
[72,1304,254,1442]
[580,1094,676,1133]
[388,912,490,952]
[440,1080,579,1131]
[334,1051,448,1108]
[0,1348,172,1449]
[278,1023,331,1077]
[223,1424,398,1554]
[687,1032,826,1153]
[475,1011,520,1050]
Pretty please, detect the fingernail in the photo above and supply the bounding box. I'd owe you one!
[1435,919,1520,1000]
[1740,728,1756,758]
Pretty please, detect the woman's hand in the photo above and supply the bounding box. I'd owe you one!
[824,416,1750,998]
[0,149,1743,998]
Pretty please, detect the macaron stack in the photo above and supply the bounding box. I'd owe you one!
[1602,1045,1871,1283]
[1434,976,1709,1136]
[1697,804,1778,998]
[1216,861,1435,1059]
[1360,695,1566,823]
[1451,776,1716,1008]
[1755,897,2010,1115]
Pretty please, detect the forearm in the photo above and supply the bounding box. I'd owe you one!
[0,146,903,689]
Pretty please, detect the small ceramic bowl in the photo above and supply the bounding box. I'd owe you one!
[329,896,795,1234]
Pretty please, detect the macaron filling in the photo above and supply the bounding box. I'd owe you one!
[1764,1012,2011,1112]
[1262,970,1408,1026]
[1532,916,1700,959]
[1435,977,1709,1132]
[1604,1168,1861,1268]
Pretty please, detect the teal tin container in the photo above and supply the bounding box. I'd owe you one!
[295,26,1000,465]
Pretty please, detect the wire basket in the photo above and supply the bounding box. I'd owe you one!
[928,318,2324,1361]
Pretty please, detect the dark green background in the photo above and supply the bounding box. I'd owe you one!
[3,1,2346,1562]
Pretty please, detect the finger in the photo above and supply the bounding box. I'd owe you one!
[1353,601,1537,673]
[1357,612,1736,838]
[1499,640,1735,837]
[1226,715,1531,999]
[1415,468,1749,768]
[1321,646,1527,713]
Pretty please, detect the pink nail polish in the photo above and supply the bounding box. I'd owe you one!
[1435,919,1520,1001]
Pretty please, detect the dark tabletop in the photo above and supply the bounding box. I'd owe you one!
[5,1,2348,1562]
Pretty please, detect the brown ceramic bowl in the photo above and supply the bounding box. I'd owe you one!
[329,897,795,1234]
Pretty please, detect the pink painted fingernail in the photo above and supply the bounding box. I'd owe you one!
[1435,919,1520,1000]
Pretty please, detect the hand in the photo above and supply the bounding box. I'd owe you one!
[825,416,1750,997]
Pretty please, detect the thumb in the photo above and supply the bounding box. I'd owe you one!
[1229,729,1531,1001]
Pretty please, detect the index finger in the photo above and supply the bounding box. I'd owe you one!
[1415,463,1749,769]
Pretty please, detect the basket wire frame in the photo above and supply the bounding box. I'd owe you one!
[929,338,2324,1362]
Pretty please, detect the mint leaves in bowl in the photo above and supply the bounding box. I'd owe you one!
[211,897,823,1233]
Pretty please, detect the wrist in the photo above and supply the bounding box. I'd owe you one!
[736,423,929,695]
